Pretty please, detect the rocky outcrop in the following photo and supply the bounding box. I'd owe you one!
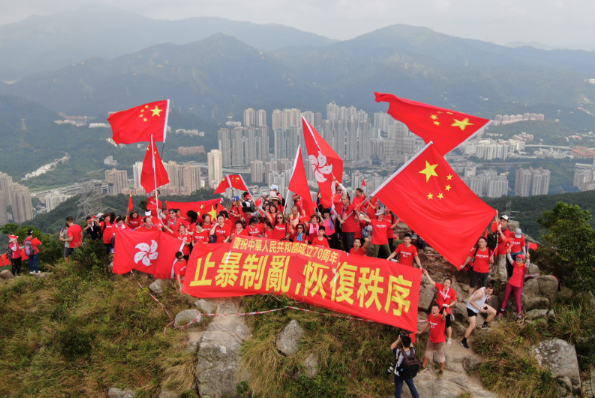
[276,320,304,357]
[149,279,165,294]
[195,298,217,314]
[0,269,14,279]
[303,353,319,378]
[522,276,558,309]
[532,338,581,396]
[195,299,250,398]
[107,387,135,398]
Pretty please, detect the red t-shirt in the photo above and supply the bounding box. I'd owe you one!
[491,221,513,255]
[212,224,231,243]
[174,259,187,280]
[313,236,330,248]
[349,247,366,256]
[193,230,210,245]
[137,225,158,232]
[232,229,250,239]
[393,243,418,266]
[101,221,112,244]
[352,195,365,209]
[371,219,392,245]
[165,217,181,235]
[428,313,447,343]
[340,204,359,233]
[247,224,264,237]
[9,242,21,259]
[471,247,492,273]
[509,262,527,288]
[25,236,42,255]
[435,283,457,315]
[68,224,83,248]
[264,229,275,239]
[273,223,288,240]
[127,217,142,229]
[178,232,192,256]
[509,236,526,253]
[383,213,397,239]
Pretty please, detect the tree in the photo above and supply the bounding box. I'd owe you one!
[536,202,595,292]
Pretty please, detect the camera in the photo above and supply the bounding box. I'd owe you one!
[386,363,395,375]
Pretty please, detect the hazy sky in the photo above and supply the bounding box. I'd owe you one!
[1,0,594,50]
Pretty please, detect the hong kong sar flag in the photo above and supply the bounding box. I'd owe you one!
[113,228,183,279]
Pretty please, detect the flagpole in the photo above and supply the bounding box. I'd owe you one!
[151,134,160,216]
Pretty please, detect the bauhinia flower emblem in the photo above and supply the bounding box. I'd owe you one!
[134,240,159,266]
[309,152,333,182]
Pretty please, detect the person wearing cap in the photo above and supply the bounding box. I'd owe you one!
[25,229,42,274]
[246,216,264,238]
[358,208,395,258]
[491,211,514,279]
[498,250,530,321]
[8,235,23,276]
[269,185,283,206]
[509,228,527,263]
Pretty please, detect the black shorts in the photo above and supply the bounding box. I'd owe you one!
[467,308,479,318]
[470,271,489,288]
[439,307,452,327]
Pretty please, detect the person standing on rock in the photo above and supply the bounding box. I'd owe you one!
[417,303,447,378]
[461,281,496,349]
[422,270,457,346]
[358,209,397,258]
[8,235,22,277]
[390,334,420,398]
[497,251,530,321]
[461,237,494,300]
[491,212,513,280]
[387,233,422,268]
[24,229,42,275]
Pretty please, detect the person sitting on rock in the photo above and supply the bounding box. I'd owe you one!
[461,281,496,349]
[422,269,457,346]
[417,303,447,378]
[497,250,530,321]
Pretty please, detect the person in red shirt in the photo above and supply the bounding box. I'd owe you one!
[288,206,305,241]
[417,303,447,378]
[174,251,187,292]
[164,209,181,236]
[8,235,22,276]
[202,214,213,231]
[312,227,330,248]
[358,209,395,258]
[349,237,368,256]
[176,209,190,228]
[498,251,530,321]
[231,220,250,240]
[210,214,232,243]
[332,183,344,211]
[338,194,359,252]
[186,210,199,234]
[383,207,399,246]
[461,237,494,299]
[61,216,83,255]
[509,228,527,259]
[137,215,158,232]
[246,217,264,238]
[126,210,142,230]
[24,229,42,274]
[272,214,289,240]
[192,222,210,246]
[228,196,243,226]
[99,214,113,254]
[177,224,193,260]
[352,188,365,209]
[307,215,321,244]
[491,212,514,278]
[146,190,163,216]
[387,233,422,267]
[263,220,276,239]
[423,270,457,346]
[290,223,308,243]
[151,211,165,231]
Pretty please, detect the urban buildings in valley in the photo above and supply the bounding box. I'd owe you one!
[515,167,551,196]
[208,149,223,189]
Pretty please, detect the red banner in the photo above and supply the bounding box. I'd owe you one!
[183,236,421,331]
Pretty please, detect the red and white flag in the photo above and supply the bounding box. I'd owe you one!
[214,174,249,194]
[302,117,343,208]
[108,100,170,144]
[113,228,183,279]
[141,136,170,194]
[288,146,316,216]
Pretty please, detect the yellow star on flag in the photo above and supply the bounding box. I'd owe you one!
[446,174,453,180]
[451,118,474,131]
[208,207,217,220]
[445,184,452,191]
[430,115,438,120]
[143,118,147,122]
[427,193,433,199]
[419,161,439,182]
[151,106,162,117]
[434,121,440,126]
[437,193,444,199]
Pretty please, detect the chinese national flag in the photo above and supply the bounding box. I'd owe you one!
[108,100,170,144]
[214,174,249,194]
[528,242,539,251]
[362,178,366,187]
[375,92,490,155]
[127,191,134,213]
[373,143,496,266]
[113,228,183,279]
[166,199,222,221]
[288,146,316,216]
[302,117,343,208]
[141,138,170,194]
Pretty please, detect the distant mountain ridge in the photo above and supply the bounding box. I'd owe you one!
[0,3,335,81]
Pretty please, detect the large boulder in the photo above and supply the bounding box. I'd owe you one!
[402,368,497,398]
[302,353,319,378]
[490,254,508,282]
[149,279,165,294]
[532,338,581,395]
[195,299,217,314]
[0,269,14,279]
[276,320,304,357]
[174,309,202,328]
[195,299,250,398]
[417,284,436,313]
[522,276,559,309]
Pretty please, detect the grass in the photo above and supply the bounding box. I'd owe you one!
[0,239,201,398]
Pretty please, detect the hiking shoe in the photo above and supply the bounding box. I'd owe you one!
[419,366,428,373]
[446,338,452,346]
[29,271,34,274]
[461,340,469,349]
[481,322,490,330]
[438,370,443,379]
[497,312,503,320]
[35,271,40,274]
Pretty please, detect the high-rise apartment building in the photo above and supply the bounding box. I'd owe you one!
[0,192,7,226]
[105,168,128,195]
[0,171,13,206]
[271,109,283,131]
[244,108,255,127]
[133,162,143,189]
[256,109,267,127]
[251,160,264,183]
[218,128,232,167]
[515,167,550,197]
[515,168,533,197]
[208,149,223,188]
[11,183,33,223]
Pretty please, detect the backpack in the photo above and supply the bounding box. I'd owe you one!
[486,230,498,251]
[396,348,421,379]
[242,199,256,214]
[472,247,493,263]
[24,238,34,256]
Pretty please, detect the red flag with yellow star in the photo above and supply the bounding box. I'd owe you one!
[375,93,490,155]
[108,100,170,144]
[372,142,496,266]
[166,199,223,221]
[140,137,170,194]
[214,174,249,194]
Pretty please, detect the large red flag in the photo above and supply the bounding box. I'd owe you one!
[375,92,490,155]
[108,100,170,144]
[166,199,223,220]
[214,174,250,194]
[288,146,316,216]
[141,137,170,194]
[113,228,183,279]
[372,142,496,266]
[302,117,343,208]
[127,190,134,213]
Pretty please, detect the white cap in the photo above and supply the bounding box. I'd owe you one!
[500,215,509,221]
[144,211,152,217]
[515,228,522,238]
[270,185,279,191]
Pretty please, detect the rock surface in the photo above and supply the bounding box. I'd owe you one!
[195,299,250,398]
[532,338,581,395]
[195,298,217,314]
[174,309,202,328]
[303,353,319,378]
[526,309,548,320]
[187,331,203,352]
[149,279,165,294]
[399,367,497,398]
[0,269,14,279]
[417,284,436,313]
[108,387,135,398]
[158,389,179,398]
[522,276,558,308]
[276,320,304,357]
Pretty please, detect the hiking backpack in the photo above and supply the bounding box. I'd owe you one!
[486,230,499,251]
[24,238,33,256]
[396,348,421,379]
